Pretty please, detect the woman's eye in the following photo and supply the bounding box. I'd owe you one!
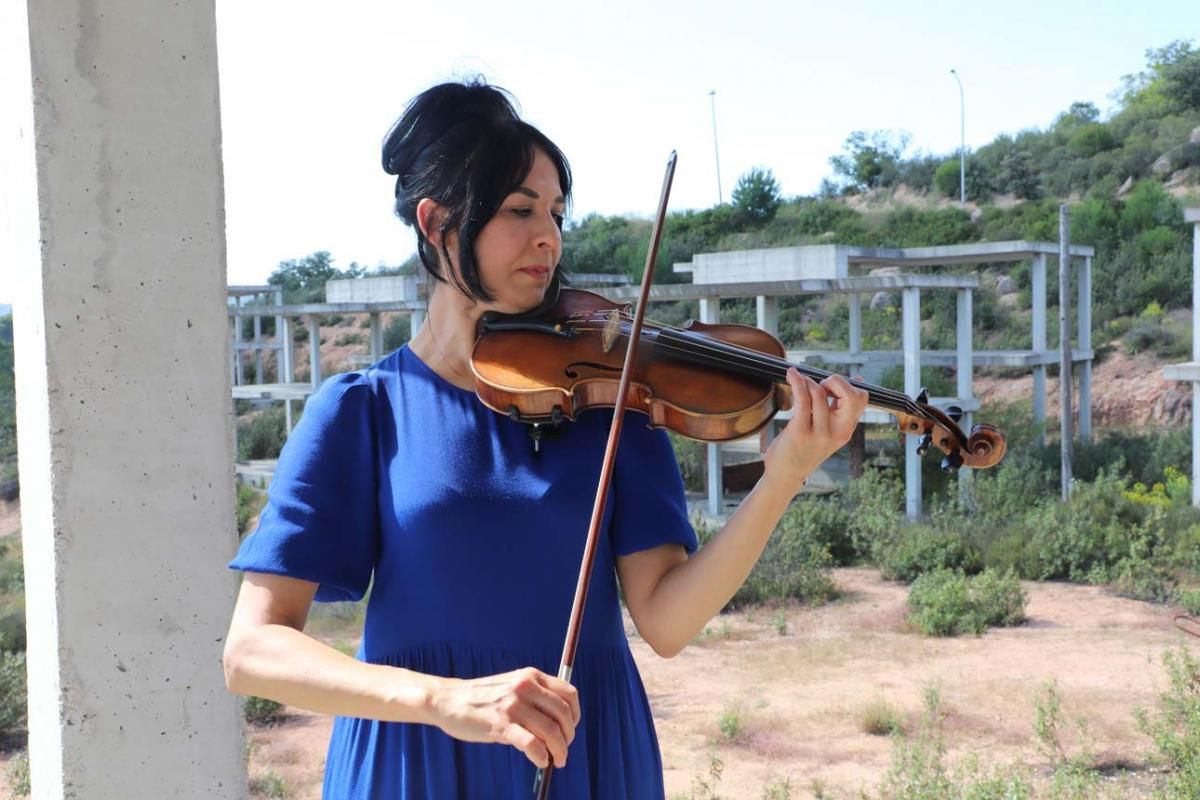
[552,212,565,229]
[510,207,533,217]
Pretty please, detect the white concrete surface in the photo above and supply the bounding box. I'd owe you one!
[2,0,246,796]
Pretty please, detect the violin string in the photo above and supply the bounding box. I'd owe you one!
[563,314,924,416]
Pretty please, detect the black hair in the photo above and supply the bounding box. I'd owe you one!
[381,79,572,302]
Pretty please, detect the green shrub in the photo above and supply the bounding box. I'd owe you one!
[907,569,1026,637]
[0,647,27,738]
[6,750,30,797]
[236,483,267,537]
[249,770,289,798]
[878,524,982,583]
[721,504,836,609]
[1135,646,1200,799]
[237,406,288,461]
[382,315,412,352]
[779,494,855,566]
[844,468,906,562]
[243,695,285,725]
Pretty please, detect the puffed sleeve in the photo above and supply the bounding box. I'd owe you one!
[229,371,381,602]
[608,418,698,557]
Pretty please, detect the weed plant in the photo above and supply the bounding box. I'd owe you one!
[1135,646,1200,799]
[907,569,1026,637]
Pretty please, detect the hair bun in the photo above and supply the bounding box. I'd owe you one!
[382,79,520,179]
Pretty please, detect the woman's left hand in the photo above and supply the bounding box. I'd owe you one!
[761,368,869,495]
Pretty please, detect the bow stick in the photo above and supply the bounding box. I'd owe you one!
[533,151,677,798]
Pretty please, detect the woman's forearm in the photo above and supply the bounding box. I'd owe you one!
[223,623,438,724]
[637,471,800,657]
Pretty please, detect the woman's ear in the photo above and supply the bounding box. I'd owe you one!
[415,198,443,246]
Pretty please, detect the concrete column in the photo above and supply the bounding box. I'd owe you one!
[306,314,322,387]
[281,316,294,384]
[1,0,245,796]
[956,289,974,503]
[848,293,862,355]
[1191,214,1200,505]
[1031,254,1047,445]
[274,289,284,384]
[1078,256,1092,440]
[370,312,383,362]
[755,295,781,448]
[252,296,263,385]
[233,294,244,386]
[755,295,778,336]
[410,308,426,339]
[902,288,921,519]
[699,297,722,516]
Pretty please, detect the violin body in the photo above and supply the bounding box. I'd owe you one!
[473,288,791,442]
[473,287,1006,471]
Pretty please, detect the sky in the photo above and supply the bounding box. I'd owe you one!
[3,0,1198,301]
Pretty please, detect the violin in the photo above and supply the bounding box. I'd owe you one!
[473,285,1006,472]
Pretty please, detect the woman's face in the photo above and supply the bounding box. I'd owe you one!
[472,148,566,314]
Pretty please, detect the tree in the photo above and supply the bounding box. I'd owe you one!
[829,130,910,192]
[267,251,366,303]
[731,167,782,225]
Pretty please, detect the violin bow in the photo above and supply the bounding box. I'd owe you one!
[533,151,677,799]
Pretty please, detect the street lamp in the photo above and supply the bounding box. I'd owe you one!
[708,90,723,205]
[949,69,965,208]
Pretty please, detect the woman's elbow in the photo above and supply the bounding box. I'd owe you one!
[643,631,686,660]
[221,629,253,695]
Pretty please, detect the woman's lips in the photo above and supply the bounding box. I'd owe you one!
[518,266,550,279]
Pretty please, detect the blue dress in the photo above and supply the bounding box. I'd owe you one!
[230,345,697,799]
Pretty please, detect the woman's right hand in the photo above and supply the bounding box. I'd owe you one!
[429,667,581,769]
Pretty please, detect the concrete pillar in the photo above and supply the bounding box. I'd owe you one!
[252,296,263,385]
[410,308,426,338]
[281,316,294,384]
[1190,213,1200,505]
[233,294,244,386]
[370,312,383,363]
[274,289,284,384]
[755,295,778,336]
[902,288,921,519]
[306,314,322,387]
[1,0,245,796]
[848,293,862,356]
[956,289,974,503]
[1031,254,1047,445]
[700,297,722,516]
[755,296,781,448]
[1078,256,1092,440]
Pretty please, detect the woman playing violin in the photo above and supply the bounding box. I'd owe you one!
[222,78,869,799]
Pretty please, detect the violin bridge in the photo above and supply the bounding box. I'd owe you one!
[601,309,621,354]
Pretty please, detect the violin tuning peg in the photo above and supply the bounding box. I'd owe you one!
[915,388,929,404]
[940,450,964,473]
[946,405,963,423]
[916,432,933,456]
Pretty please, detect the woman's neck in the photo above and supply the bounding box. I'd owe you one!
[409,284,484,391]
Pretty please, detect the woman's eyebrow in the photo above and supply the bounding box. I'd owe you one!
[515,186,566,204]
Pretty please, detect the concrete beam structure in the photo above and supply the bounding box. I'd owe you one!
[1164,208,1200,505]
[699,297,723,516]
[2,0,245,796]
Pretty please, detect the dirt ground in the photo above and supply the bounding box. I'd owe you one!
[220,568,1191,799]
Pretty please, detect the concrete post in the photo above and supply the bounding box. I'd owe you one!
[410,308,426,338]
[280,315,294,431]
[755,295,780,448]
[306,314,322,387]
[1078,256,1092,440]
[233,294,244,386]
[1059,210,1074,501]
[956,289,974,503]
[1191,214,1200,505]
[902,288,921,519]
[1,0,245,795]
[1031,254,1047,445]
[755,295,778,336]
[253,295,263,385]
[274,289,284,384]
[370,312,383,363]
[848,293,862,356]
[700,297,722,516]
